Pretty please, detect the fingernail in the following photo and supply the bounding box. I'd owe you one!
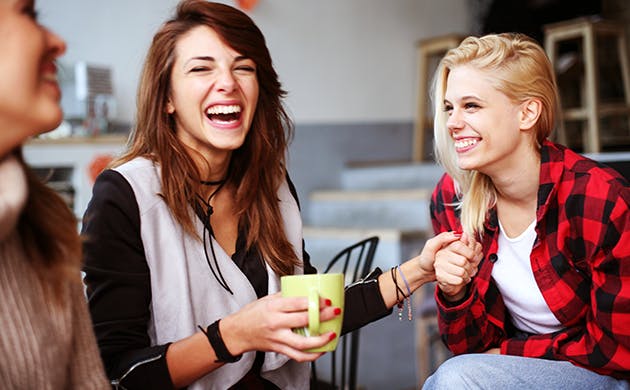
[325,299,332,306]
[333,307,342,315]
[453,230,463,236]
[329,332,337,341]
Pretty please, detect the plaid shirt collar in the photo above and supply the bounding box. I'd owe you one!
[483,140,564,234]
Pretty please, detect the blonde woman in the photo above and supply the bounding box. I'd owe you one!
[425,33,629,388]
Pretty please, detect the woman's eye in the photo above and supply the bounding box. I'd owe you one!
[235,65,256,73]
[464,102,480,110]
[443,105,453,114]
[190,67,209,72]
[22,5,39,20]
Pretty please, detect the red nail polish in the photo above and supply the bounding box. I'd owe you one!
[329,332,337,341]
[333,308,341,315]
[325,299,332,306]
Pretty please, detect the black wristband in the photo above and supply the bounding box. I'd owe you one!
[199,320,242,363]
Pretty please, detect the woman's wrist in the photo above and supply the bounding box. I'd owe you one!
[199,319,242,363]
[216,315,247,358]
[400,257,434,293]
[440,286,468,304]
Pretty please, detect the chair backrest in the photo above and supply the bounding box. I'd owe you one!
[312,236,379,390]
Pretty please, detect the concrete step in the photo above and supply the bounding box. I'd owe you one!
[303,226,430,274]
[307,188,432,231]
[341,162,445,191]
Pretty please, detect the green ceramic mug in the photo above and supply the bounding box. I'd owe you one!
[280,273,345,352]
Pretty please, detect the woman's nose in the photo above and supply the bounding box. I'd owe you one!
[46,28,67,58]
[216,69,236,93]
[446,109,464,131]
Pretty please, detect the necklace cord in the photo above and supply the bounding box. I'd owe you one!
[195,180,233,294]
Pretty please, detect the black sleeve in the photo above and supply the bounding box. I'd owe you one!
[341,268,392,335]
[82,169,174,389]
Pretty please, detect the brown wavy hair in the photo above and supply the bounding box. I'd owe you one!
[114,0,299,276]
[15,149,82,298]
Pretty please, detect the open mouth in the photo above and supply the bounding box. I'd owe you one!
[206,104,242,123]
[454,138,479,149]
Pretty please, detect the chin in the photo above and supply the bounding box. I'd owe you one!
[36,110,64,135]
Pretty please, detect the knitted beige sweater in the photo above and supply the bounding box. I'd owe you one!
[0,156,109,389]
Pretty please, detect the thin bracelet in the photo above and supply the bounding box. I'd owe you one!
[397,265,412,297]
[391,266,405,321]
[390,267,404,303]
[396,265,413,321]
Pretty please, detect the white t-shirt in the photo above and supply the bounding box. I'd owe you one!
[492,220,563,334]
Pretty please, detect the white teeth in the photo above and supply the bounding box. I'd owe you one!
[42,73,58,82]
[206,104,241,115]
[454,138,478,148]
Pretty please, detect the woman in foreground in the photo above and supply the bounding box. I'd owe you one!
[0,0,108,388]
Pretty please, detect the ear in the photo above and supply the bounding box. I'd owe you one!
[166,99,175,114]
[519,98,542,131]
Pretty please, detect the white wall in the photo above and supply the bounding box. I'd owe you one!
[38,0,470,125]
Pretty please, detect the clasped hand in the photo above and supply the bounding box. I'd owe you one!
[434,232,483,302]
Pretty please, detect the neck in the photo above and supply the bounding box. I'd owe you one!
[198,151,231,184]
[491,148,540,206]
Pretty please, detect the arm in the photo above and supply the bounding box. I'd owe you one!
[67,279,110,389]
[376,232,465,308]
[82,170,175,389]
[338,229,464,334]
[430,175,505,354]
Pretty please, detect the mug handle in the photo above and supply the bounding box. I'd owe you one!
[307,287,320,336]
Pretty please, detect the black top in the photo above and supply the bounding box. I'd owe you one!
[82,169,391,389]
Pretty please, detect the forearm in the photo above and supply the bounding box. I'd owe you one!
[377,258,434,309]
[165,331,226,388]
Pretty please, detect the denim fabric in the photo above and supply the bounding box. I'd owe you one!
[423,354,629,390]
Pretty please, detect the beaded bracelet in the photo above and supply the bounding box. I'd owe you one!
[396,265,413,321]
[391,266,410,321]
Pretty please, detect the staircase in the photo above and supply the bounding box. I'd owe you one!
[303,161,445,389]
[303,162,444,272]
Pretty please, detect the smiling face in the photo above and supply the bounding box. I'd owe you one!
[167,25,259,164]
[443,65,529,175]
[0,0,66,152]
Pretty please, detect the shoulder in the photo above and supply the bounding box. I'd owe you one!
[90,169,136,211]
[542,143,630,221]
[556,145,628,200]
[111,158,164,215]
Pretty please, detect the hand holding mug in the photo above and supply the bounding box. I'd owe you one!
[220,291,341,363]
[281,273,345,352]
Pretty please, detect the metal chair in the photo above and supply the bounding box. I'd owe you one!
[311,236,379,390]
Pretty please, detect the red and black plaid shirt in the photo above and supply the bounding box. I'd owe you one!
[430,140,630,379]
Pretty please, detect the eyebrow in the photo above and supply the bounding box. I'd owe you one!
[444,95,484,104]
[184,55,252,67]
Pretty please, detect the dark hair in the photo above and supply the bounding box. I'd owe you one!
[116,0,299,275]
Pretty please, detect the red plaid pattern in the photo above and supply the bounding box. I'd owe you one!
[430,140,630,379]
